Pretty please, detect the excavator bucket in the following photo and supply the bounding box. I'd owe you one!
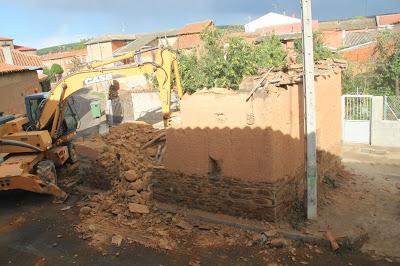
[0,154,67,200]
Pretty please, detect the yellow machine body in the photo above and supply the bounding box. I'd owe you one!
[0,47,183,199]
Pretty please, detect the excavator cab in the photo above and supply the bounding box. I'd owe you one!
[25,92,49,124]
[24,92,79,136]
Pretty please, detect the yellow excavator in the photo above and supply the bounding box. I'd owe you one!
[0,47,183,199]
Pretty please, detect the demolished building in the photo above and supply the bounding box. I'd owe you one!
[153,59,346,222]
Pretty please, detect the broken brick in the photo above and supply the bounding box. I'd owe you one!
[128,203,149,214]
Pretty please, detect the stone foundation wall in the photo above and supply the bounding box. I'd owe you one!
[152,167,305,222]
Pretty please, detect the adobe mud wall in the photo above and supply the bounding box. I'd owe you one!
[166,86,306,182]
[0,71,40,114]
[165,73,342,181]
[157,72,342,221]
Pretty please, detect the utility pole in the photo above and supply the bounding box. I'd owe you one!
[301,0,318,219]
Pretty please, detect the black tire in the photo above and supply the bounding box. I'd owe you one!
[36,160,57,184]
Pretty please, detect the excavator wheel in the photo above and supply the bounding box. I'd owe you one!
[36,160,57,185]
[66,142,78,164]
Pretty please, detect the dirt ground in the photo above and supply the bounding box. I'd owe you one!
[308,144,400,260]
[0,191,395,266]
[1,123,399,265]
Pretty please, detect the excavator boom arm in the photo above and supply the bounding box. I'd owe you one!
[38,48,183,138]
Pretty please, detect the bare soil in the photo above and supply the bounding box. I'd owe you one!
[1,122,399,264]
[307,144,400,260]
[67,123,400,264]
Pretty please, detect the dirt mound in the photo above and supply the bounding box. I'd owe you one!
[73,122,253,251]
[73,123,167,248]
[74,122,161,189]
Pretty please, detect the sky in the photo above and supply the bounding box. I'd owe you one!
[1,0,400,49]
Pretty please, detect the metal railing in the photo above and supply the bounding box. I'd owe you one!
[343,95,372,121]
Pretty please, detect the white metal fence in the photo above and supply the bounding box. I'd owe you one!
[342,95,372,144]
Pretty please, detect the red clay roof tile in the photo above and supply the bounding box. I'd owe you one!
[0,63,27,74]
[41,48,87,61]
[14,45,37,52]
[0,48,43,67]
[179,20,214,35]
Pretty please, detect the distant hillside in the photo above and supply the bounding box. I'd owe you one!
[37,39,89,55]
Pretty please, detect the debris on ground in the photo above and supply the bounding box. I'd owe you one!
[325,231,340,251]
[69,122,362,256]
[269,238,288,248]
[73,122,257,251]
[111,234,123,247]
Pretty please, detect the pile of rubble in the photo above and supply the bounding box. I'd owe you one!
[241,58,348,91]
[72,122,254,251]
[72,122,169,248]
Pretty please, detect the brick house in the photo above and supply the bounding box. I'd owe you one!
[320,14,400,63]
[175,20,214,51]
[0,37,14,49]
[319,16,378,49]
[0,36,37,55]
[377,13,400,28]
[41,48,87,73]
[86,34,136,65]
[113,30,179,62]
[14,45,37,55]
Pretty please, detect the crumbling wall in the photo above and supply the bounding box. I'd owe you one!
[156,70,343,221]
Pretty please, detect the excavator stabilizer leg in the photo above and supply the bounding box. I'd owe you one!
[0,155,68,201]
[0,174,67,200]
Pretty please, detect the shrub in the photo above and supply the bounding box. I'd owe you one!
[178,28,288,92]
[50,63,64,75]
[294,32,333,63]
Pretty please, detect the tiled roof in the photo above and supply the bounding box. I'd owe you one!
[85,34,137,45]
[343,31,379,48]
[179,20,214,35]
[175,20,214,50]
[113,35,157,55]
[113,30,178,55]
[0,47,43,67]
[41,48,87,61]
[0,63,28,74]
[319,17,377,31]
[0,37,13,41]
[14,45,37,52]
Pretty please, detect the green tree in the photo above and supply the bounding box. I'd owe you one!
[178,28,288,92]
[342,63,375,94]
[50,63,64,75]
[373,32,400,95]
[294,32,333,63]
[256,35,287,68]
[343,32,400,96]
[178,52,207,93]
[43,67,56,82]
